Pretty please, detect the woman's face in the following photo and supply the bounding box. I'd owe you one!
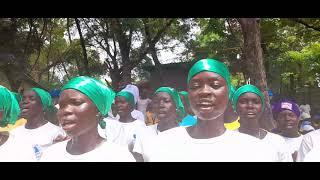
[20,90,43,119]
[188,72,229,121]
[114,96,133,117]
[58,89,98,137]
[153,92,177,121]
[276,110,299,132]
[236,92,263,124]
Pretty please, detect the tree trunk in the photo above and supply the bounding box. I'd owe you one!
[238,18,276,131]
[75,18,90,76]
[110,18,132,86]
[149,45,164,85]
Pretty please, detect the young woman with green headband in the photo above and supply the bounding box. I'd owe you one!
[179,86,241,130]
[141,59,278,162]
[233,84,292,162]
[41,76,135,161]
[0,88,26,132]
[0,85,25,161]
[10,87,64,161]
[132,86,186,161]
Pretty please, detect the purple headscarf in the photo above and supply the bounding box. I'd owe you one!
[272,100,300,119]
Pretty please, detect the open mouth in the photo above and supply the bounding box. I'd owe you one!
[61,120,76,131]
[197,101,214,110]
[247,112,256,116]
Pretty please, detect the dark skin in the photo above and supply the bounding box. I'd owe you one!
[276,109,300,161]
[0,112,9,146]
[58,89,104,155]
[0,131,9,146]
[140,88,150,100]
[20,90,48,129]
[237,92,267,139]
[276,110,300,138]
[114,96,142,161]
[114,96,135,123]
[153,92,179,132]
[187,72,228,139]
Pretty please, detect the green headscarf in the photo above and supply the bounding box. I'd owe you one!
[31,88,55,113]
[187,58,232,99]
[155,87,186,119]
[0,85,20,126]
[116,91,135,108]
[232,84,265,112]
[61,76,115,116]
[179,91,190,108]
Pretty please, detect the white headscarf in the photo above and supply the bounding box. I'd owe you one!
[122,84,139,104]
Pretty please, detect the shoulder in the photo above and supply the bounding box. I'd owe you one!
[304,147,320,162]
[300,130,320,145]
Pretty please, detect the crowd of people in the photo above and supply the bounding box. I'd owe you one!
[0,58,320,162]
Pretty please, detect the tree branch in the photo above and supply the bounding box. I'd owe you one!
[291,18,320,32]
[75,18,90,76]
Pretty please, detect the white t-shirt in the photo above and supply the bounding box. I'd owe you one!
[303,146,320,162]
[114,110,145,124]
[137,98,152,116]
[297,129,320,162]
[10,122,65,161]
[262,132,293,162]
[41,140,135,162]
[141,127,279,162]
[283,135,303,155]
[132,124,159,155]
[0,133,36,161]
[104,118,147,147]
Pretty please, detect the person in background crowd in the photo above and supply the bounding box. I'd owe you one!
[10,87,64,161]
[137,82,152,117]
[0,86,25,132]
[272,100,302,161]
[133,86,186,161]
[297,113,320,162]
[233,84,292,161]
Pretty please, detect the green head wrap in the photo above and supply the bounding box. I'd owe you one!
[155,87,186,119]
[31,88,55,113]
[61,76,115,116]
[116,91,135,108]
[179,91,190,108]
[232,84,265,112]
[0,85,20,126]
[187,58,232,99]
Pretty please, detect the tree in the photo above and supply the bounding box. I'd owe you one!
[82,18,181,90]
[238,18,275,130]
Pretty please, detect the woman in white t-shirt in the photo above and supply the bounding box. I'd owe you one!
[232,84,292,162]
[272,100,303,161]
[132,87,187,159]
[141,59,278,162]
[41,76,135,162]
[103,88,147,161]
[10,87,64,161]
[0,85,24,161]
